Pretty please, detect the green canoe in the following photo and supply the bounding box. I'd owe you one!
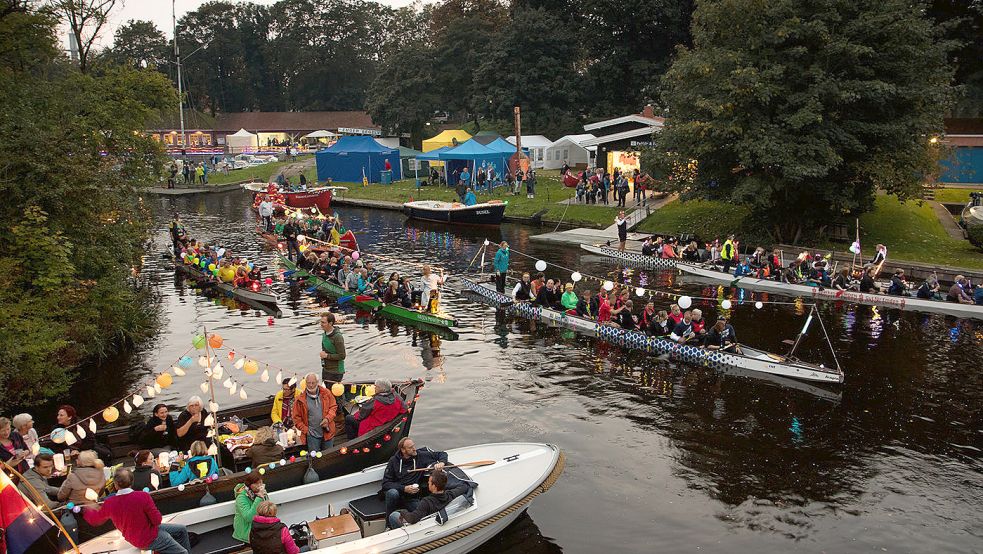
[279,255,460,335]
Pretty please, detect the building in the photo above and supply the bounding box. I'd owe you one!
[580,106,665,175]
[940,118,983,185]
[544,134,595,170]
[506,135,552,169]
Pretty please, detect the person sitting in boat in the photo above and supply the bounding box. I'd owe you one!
[749,247,766,274]
[175,396,209,452]
[561,283,579,312]
[974,283,983,305]
[299,250,319,271]
[535,279,562,309]
[865,243,887,270]
[344,263,361,291]
[345,379,407,440]
[575,290,594,318]
[887,269,909,296]
[690,309,707,340]
[641,236,657,256]
[293,373,338,451]
[381,437,448,525]
[647,310,671,337]
[733,257,753,277]
[336,257,352,287]
[667,304,684,326]
[138,403,177,452]
[388,469,472,530]
[512,272,534,302]
[398,276,414,308]
[704,316,741,353]
[234,472,269,544]
[463,187,477,207]
[248,427,284,468]
[169,440,219,486]
[530,273,546,299]
[947,275,974,304]
[669,311,696,344]
[681,241,701,262]
[767,249,782,279]
[639,301,657,329]
[916,275,941,300]
[383,279,400,304]
[131,450,164,492]
[250,501,302,554]
[596,291,613,323]
[661,237,679,259]
[832,268,855,291]
[271,378,300,428]
[611,299,637,330]
[859,268,878,293]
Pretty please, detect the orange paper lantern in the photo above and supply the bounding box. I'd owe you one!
[208,334,224,349]
[156,372,173,388]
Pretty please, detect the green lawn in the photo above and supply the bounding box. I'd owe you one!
[334,170,621,228]
[932,187,973,204]
[636,199,752,239]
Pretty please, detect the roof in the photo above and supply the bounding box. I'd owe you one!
[417,146,450,160]
[213,111,377,133]
[472,133,504,145]
[584,114,665,132]
[580,127,660,147]
[422,129,472,149]
[322,135,394,153]
[438,138,507,160]
[549,134,596,148]
[398,146,424,158]
[485,137,518,154]
[147,107,217,131]
[228,128,257,137]
[506,135,552,148]
[945,118,983,135]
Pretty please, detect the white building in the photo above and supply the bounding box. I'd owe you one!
[544,134,596,170]
[506,135,552,169]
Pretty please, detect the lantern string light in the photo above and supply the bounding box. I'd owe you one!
[487,242,816,307]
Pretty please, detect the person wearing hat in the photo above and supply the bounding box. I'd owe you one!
[704,316,741,353]
[344,379,407,440]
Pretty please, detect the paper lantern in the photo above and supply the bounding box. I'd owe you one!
[173,366,186,377]
[223,377,233,389]
[200,382,209,393]
[365,385,376,397]
[721,299,732,310]
[264,278,273,286]
[535,260,547,272]
[178,356,193,369]
[678,296,692,309]
[177,484,185,491]
[288,376,297,387]
[31,442,40,455]
[192,334,206,349]
[204,414,214,427]
[146,385,156,398]
[207,263,216,272]
[227,350,235,361]
[198,356,209,368]
[635,287,645,297]
[299,244,308,253]
[153,382,162,393]
[212,364,224,379]
[296,234,306,243]
[64,430,77,446]
[76,426,86,439]
[103,406,120,423]
[243,360,259,375]
[123,401,132,414]
[571,272,582,282]
[207,443,218,456]
[275,370,283,383]
[88,420,97,433]
[755,301,763,309]
[132,394,144,407]
[84,488,99,502]
[150,473,160,489]
[229,382,238,395]
[156,373,173,388]
[209,401,219,413]
[331,383,344,396]
[351,251,360,261]
[235,358,245,370]
[240,388,247,400]
[603,280,614,291]
[260,369,270,383]
[208,334,223,349]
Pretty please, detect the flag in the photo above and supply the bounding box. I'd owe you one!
[0,469,54,554]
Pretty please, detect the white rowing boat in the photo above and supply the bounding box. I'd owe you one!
[461,277,844,385]
[79,442,563,554]
[582,243,983,320]
[677,263,983,320]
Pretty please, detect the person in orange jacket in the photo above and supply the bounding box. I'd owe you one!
[291,373,338,451]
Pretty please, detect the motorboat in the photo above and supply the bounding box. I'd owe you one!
[403,200,507,226]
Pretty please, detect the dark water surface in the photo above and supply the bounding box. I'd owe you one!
[76,190,981,552]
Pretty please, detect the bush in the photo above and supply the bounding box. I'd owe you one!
[968,225,983,250]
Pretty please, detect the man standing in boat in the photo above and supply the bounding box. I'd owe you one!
[615,211,628,252]
[319,312,346,384]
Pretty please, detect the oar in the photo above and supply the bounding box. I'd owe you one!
[337,294,355,305]
[408,460,496,473]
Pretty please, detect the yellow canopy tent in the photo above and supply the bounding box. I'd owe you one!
[422,130,472,167]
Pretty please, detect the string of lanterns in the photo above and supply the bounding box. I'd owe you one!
[482,240,816,310]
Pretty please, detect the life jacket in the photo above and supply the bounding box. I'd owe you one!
[249,517,288,554]
[515,280,532,301]
[721,239,736,261]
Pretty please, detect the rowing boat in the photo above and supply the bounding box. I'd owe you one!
[582,243,983,320]
[279,254,460,333]
[80,442,563,554]
[461,277,844,385]
[243,181,348,213]
[174,261,282,317]
[677,263,983,320]
[256,227,361,254]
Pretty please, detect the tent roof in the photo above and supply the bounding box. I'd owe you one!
[438,138,502,160]
[303,130,338,139]
[485,137,518,154]
[472,133,504,145]
[416,146,451,160]
[507,135,552,148]
[229,128,257,137]
[423,129,472,144]
[550,134,596,147]
[323,135,395,153]
[398,146,424,158]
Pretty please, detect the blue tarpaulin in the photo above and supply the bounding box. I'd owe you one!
[316,136,402,183]
[939,146,983,184]
[437,139,511,185]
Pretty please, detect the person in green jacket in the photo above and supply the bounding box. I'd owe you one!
[493,241,509,293]
[560,282,578,312]
[233,472,268,543]
[319,312,345,383]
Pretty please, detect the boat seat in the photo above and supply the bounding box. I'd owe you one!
[348,493,388,538]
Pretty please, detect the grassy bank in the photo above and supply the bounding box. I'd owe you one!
[166,156,318,186]
[334,170,621,228]
[635,195,983,269]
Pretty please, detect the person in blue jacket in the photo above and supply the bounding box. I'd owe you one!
[169,440,220,486]
[493,241,509,293]
[463,187,477,207]
[380,437,448,526]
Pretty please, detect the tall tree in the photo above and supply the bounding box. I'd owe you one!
[471,7,582,137]
[927,0,983,117]
[102,19,168,69]
[49,0,118,73]
[655,0,955,242]
[366,39,439,147]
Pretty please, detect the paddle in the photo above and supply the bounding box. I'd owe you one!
[408,460,496,473]
[337,294,355,305]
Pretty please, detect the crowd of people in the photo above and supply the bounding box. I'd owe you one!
[433,164,537,199]
[568,166,655,207]
[170,213,268,291]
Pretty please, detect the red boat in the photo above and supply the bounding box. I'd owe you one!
[243,182,347,214]
[562,171,580,187]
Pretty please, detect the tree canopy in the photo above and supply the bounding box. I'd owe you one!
[653,0,955,242]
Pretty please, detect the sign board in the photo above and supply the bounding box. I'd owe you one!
[408,158,420,171]
[630,140,657,147]
[338,127,381,136]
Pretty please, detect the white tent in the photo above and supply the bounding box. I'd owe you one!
[226,128,258,153]
[302,130,339,139]
[506,135,552,169]
[544,134,595,169]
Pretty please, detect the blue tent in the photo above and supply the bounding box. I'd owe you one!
[485,137,519,154]
[315,136,402,183]
[437,139,510,186]
[416,146,450,161]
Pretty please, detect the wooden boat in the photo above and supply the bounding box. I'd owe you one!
[81,379,424,518]
[580,243,679,270]
[256,227,360,254]
[243,182,348,213]
[677,263,983,320]
[79,442,564,554]
[279,254,460,336]
[403,200,507,226]
[174,261,282,317]
[461,277,844,385]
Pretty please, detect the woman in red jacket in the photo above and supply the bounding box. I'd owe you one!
[345,379,406,440]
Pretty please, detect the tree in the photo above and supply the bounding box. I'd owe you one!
[102,19,168,69]
[654,0,955,242]
[366,39,439,147]
[927,0,983,117]
[49,0,119,73]
[471,7,583,138]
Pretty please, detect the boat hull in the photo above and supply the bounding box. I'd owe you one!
[677,263,983,320]
[174,261,281,316]
[403,201,506,226]
[579,243,679,270]
[461,277,844,385]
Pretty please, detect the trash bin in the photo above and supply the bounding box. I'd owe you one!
[380,170,392,185]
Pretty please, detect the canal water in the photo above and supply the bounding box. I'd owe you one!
[69,190,981,552]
